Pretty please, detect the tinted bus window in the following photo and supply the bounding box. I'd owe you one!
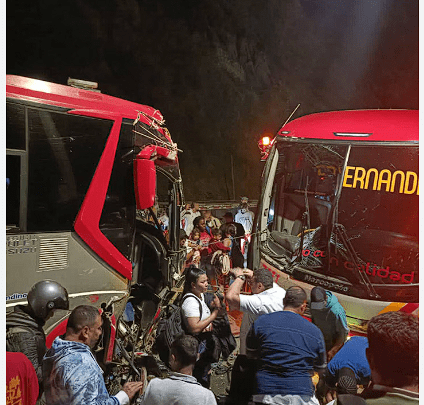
[6,155,21,228]
[27,109,112,232]
[335,145,419,301]
[6,102,26,150]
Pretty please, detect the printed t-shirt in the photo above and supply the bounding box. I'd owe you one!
[246,310,326,397]
[238,283,286,354]
[6,351,39,405]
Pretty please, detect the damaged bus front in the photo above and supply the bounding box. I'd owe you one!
[251,110,418,333]
[6,75,186,385]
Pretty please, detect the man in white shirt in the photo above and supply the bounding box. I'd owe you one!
[225,267,286,355]
[234,203,254,235]
[181,202,201,236]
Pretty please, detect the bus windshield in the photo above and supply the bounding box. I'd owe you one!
[263,141,418,302]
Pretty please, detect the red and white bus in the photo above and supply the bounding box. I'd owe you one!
[251,109,418,333]
[6,75,186,382]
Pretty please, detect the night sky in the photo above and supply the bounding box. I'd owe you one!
[7,0,418,201]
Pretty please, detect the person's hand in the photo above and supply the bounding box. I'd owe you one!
[212,294,222,309]
[211,294,225,315]
[231,267,244,277]
[243,268,254,278]
[122,381,144,400]
[324,389,337,404]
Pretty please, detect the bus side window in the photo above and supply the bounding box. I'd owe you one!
[6,155,21,230]
[6,102,26,150]
[6,102,27,232]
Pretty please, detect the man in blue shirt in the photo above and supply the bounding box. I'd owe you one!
[324,336,371,396]
[246,286,326,405]
[43,305,143,405]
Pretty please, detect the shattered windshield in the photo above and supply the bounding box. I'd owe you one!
[262,141,418,302]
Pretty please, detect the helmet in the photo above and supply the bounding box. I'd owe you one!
[27,280,69,320]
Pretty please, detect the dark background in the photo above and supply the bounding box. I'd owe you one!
[7,0,418,201]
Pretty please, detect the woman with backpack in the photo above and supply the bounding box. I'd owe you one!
[181,265,224,388]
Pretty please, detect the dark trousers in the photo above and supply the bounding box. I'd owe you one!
[193,357,212,388]
[228,355,256,404]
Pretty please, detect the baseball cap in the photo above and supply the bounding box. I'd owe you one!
[310,286,327,310]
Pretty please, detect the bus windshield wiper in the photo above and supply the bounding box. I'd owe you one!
[334,223,379,299]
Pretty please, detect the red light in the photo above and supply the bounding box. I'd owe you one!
[262,136,271,146]
[258,135,273,161]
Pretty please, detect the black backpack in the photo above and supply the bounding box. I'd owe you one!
[153,293,202,364]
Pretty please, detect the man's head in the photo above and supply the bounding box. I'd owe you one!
[366,311,418,389]
[223,212,233,223]
[250,268,273,294]
[66,305,103,349]
[283,286,307,314]
[240,202,249,214]
[203,210,212,220]
[310,286,328,310]
[169,335,199,373]
[191,202,199,212]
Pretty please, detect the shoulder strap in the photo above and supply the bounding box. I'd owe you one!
[181,293,203,319]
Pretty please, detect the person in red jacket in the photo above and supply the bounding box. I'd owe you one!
[6,351,39,405]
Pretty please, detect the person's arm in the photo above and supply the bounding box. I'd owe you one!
[327,315,349,361]
[225,268,246,311]
[184,296,224,334]
[8,330,45,386]
[313,331,327,377]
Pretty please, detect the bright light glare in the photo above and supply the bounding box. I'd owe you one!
[32,80,51,93]
[262,136,271,146]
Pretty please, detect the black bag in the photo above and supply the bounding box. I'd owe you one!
[153,294,202,364]
[198,331,221,364]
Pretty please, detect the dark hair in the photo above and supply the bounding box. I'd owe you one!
[367,311,418,387]
[170,335,199,367]
[283,286,307,309]
[222,223,236,237]
[192,216,204,229]
[67,305,100,334]
[190,227,201,238]
[182,265,206,296]
[253,268,273,290]
[224,212,233,219]
[211,228,222,237]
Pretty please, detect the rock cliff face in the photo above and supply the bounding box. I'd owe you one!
[7,0,418,200]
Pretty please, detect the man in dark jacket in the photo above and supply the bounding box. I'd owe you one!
[6,280,69,392]
[310,286,349,361]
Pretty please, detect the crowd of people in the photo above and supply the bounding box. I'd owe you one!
[6,199,419,405]
[177,200,255,291]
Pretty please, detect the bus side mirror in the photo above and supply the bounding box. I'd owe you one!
[134,159,156,210]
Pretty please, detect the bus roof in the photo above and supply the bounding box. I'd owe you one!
[6,75,164,123]
[279,109,418,142]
